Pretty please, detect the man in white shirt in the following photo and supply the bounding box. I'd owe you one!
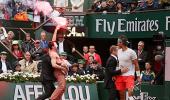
[56,29,75,55]
[70,0,84,12]
[0,51,12,73]
[115,35,141,100]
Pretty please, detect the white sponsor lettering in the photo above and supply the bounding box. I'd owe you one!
[166,16,170,30]
[126,91,157,100]
[14,85,91,100]
[96,18,160,34]
[14,85,26,100]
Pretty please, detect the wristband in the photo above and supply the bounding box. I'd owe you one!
[136,71,140,77]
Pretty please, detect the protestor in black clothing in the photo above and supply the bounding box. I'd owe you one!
[104,45,129,100]
[36,53,56,100]
[21,33,34,53]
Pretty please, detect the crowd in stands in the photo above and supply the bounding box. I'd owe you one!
[91,0,170,13]
[0,30,105,81]
[0,29,165,84]
[0,0,170,20]
[0,0,33,20]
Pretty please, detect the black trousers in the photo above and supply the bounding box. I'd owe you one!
[108,88,120,100]
[36,81,55,100]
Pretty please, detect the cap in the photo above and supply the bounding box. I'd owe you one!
[15,62,21,67]
[0,51,8,55]
[12,40,19,45]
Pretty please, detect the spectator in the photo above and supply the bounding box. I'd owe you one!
[40,31,49,50]
[83,46,88,56]
[115,2,125,13]
[59,52,72,67]
[135,41,148,71]
[107,0,116,12]
[21,33,34,53]
[88,55,95,64]
[154,54,164,85]
[68,63,84,75]
[2,31,15,49]
[78,59,87,74]
[11,40,23,60]
[95,1,109,12]
[30,40,44,61]
[159,0,170,9]
[0,51,12,73]
[19,51,38,74]
[0,9,4,19]
[141,62,155,84]
[91,0,101,12]
[56,29,75,54]
[12,1,26,17]
[127,1,138,13]
[13,61,21,72]
[0,8,10,20]
[142,0,159,10]
[0,27,7,40]
[86,60,104,80]
[84,45,102,65]
[3,8,10,20]
[70,0,84,12]
[153,45,164,56]
[154,54,164,75]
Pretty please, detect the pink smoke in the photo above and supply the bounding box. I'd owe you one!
[34,1,68,29]
[53,17,68,29]
[35,1,53,16]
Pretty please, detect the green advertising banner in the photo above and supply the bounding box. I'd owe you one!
[86,10,170,38]
[1,81,170,100]
[0,82,99,100]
